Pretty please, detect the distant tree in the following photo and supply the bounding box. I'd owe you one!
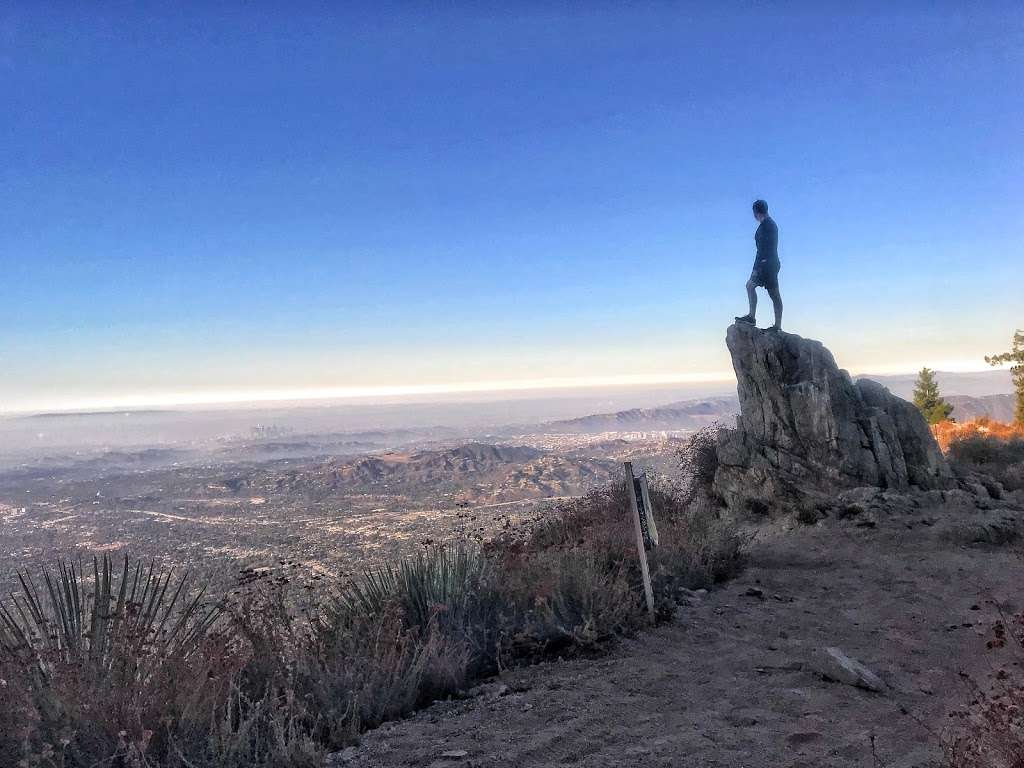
[986,329,1024,425]
[913,367,954,424]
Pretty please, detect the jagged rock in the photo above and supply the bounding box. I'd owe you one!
[955,473,1003,500]
[833,487,921,521]
[713,323,951,514]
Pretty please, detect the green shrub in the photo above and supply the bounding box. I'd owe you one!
[330,545,494,639]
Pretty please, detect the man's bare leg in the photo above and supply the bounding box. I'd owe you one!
[768,285,783,330]
[746,278,757,319]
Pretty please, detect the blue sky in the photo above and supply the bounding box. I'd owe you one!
[2,3,1021,412]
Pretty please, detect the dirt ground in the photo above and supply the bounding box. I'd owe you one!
[340,497,1024,768]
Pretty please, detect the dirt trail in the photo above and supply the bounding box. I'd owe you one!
[344,502,1024,768]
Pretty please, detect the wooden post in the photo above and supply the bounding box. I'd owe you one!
[637,472,659,547]
[624,461,656,623]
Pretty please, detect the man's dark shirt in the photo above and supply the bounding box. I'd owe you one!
[754,216,780,271]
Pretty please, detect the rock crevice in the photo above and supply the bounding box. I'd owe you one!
[713,323,951,513]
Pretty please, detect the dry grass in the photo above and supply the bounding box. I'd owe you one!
[0,479,744,767]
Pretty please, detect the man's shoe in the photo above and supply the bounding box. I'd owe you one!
[734,314,755,325]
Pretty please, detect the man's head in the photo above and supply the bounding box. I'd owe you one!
[752,199,768,222]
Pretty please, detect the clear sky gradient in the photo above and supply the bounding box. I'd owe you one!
[2,3,1021,412]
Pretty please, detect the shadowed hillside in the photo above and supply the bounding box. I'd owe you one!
[947,394,1017,423]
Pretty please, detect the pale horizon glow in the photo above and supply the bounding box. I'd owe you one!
[2,360,1006,416]
[1,370,734,415]
[854,359,1000,376]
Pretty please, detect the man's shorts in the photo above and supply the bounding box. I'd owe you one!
[750,262,781,292]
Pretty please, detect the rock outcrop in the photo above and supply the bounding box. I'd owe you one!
[713,323,952,514]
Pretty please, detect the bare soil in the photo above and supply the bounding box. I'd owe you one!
[343,498,1024,768]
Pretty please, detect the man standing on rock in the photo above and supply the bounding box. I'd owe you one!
[735,199,783,331]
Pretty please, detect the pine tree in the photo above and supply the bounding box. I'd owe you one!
[913,367,954,424]
[986,329,1024,425]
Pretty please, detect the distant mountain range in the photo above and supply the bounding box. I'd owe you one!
[946,394,1017,423]
[860,369,1012,399]
[535,397,739,434]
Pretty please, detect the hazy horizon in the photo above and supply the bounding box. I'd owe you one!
[1,364,1014,417]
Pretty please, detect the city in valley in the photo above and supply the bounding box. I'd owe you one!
[0,391,738,591]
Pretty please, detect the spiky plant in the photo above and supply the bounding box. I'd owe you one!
[328,545,492,635]
[0,554,221,687]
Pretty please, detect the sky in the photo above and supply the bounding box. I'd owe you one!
[1,2,1022,413]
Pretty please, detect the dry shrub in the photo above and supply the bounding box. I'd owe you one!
[519,481,687,556]
[519,483,636,556]
[0,658,38,766]
[500,479,743,629]
[305,608,471,744]
[0,480,745,766]
[941,419,1024,492]
[795,505,822,526]
[944,612,1024,768]
[495,549,639,657]
[678,424,723,504]
[934,418,1024,451]
[647,493,745,600]
[184,684,324,768]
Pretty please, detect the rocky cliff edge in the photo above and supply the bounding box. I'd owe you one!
[713,323,952,514]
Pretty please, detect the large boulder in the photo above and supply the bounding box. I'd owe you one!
[713,323,952,514]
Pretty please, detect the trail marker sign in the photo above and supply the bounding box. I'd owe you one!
[624,461,657,623]
[634,472,659,549]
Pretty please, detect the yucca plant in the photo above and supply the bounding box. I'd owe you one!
[330,545,491,633]
[0,554,221,687]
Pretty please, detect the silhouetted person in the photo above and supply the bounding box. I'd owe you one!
[735,199,783,330]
